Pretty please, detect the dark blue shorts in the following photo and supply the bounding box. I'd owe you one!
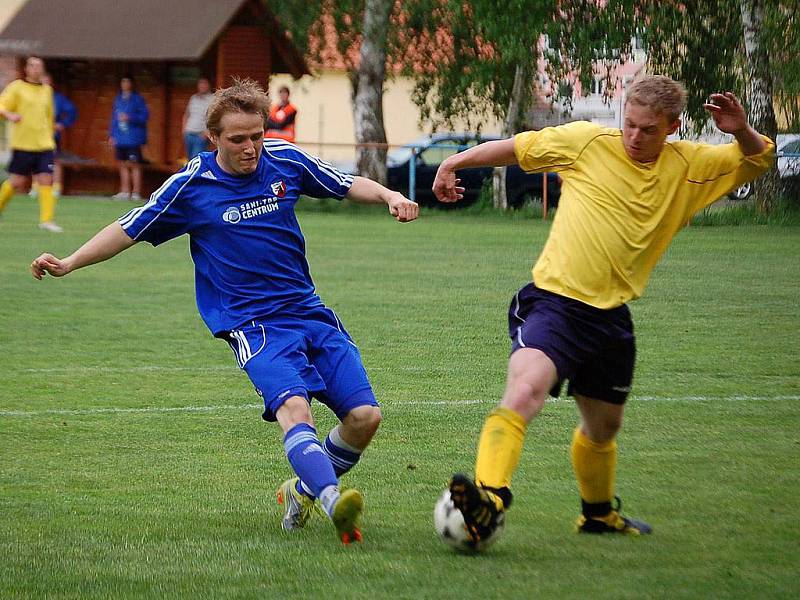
[508,283,636,404]
[114,145,143,163]
[8,149,55,176]
[221,306,378,421]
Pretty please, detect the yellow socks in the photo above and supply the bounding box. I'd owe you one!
[0,179,14,213]
[571,427,617,511]
[38,185,57,223]
[475,407,527,508]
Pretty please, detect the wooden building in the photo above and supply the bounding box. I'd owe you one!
[0,0,308,195]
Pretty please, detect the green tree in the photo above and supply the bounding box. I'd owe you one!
[402,0,559,207]
[270,1,400,182]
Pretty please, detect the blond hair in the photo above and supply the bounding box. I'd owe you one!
[206,78,271,136]
[626,75,687,122]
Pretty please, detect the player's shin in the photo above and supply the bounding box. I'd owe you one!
[570,427,617,515]
[0,179,14,213]
[324,424,363,477]
[283,423,339,513]
[475,407,527,510]
[38,185,57,223]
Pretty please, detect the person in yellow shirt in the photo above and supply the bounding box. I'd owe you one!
[432,74,774,543]
[0,56,61,232]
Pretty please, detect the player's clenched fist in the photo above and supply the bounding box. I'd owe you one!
[387,193,419,222]
[31,253,69,279]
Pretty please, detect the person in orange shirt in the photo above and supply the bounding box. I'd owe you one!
[265,86,297,142]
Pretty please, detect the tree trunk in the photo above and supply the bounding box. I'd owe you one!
[740,0,780,213]
[493,63,528,210]
[353,0,392,185]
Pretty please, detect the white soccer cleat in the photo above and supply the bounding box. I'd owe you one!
[38,221,64,233]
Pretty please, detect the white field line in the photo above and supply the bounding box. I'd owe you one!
[0,396,798,418]
[18,365,459,374]
[20,366,237,374]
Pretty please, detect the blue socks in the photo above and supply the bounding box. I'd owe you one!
[293,424,363,500]
[283,423,338,499]
[325,424,363,477]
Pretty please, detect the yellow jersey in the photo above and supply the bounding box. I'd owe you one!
[0,79,55,152]
[514,121,774,309]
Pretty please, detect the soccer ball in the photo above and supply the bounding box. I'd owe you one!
[433,489,504,553]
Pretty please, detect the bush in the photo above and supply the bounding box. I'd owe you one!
[691,196,800,226]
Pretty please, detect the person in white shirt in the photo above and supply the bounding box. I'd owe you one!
[182,77,213,160]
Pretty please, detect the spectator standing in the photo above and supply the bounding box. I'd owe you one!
[265,86,297,142]
[0,56,61,232]
[182,77,213,160]
[109,76,149,201]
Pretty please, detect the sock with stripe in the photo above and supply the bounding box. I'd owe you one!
[570,427,617,514]
[0,179,14,214]
[297,424,364,499]
[283,423,339,511]
[324,424,363,477]
[475,406,527,510]
[38,185,57,223]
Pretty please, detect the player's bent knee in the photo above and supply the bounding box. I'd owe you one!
[502,388,546,422]
[275,395,314,432]
[344,405,382,437]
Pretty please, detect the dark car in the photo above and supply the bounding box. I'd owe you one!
[386,133,561,208]
[726,134,799,200]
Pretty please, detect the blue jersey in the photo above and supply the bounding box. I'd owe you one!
[118,139,354,335]
[109,91,149,147]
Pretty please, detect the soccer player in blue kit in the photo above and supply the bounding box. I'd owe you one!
[30,79,419,544]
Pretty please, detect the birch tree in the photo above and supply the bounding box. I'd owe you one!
[740,0,779,211]
[353,0,393,183]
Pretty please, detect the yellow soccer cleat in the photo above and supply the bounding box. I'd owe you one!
[331,488,364,544]
[276,477,320,531]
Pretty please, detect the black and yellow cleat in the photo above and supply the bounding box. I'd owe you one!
[575,496,652,535]
[449,473,507,543]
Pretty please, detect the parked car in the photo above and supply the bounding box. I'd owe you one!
[385,133,561,208]
[727,134,800,200]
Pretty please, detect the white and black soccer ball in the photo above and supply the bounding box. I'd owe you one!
[433,489,504,553]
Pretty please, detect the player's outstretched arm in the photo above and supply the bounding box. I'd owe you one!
[346,176,419,222]
[432,138,518,203]
[703,92,767,156]
[31,222,136,280]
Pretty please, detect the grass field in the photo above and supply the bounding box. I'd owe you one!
[1,196,799,599]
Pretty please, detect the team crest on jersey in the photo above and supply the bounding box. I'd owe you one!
[223,197,281,224]
[222,207,242,224]
[270,180,286,197]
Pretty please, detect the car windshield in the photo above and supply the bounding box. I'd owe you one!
[388,136,491,167]
[387,146,415,166]
[780,140,800,154]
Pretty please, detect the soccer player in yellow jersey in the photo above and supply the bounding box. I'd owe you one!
[0,56,62,232]
[432,74,774,541]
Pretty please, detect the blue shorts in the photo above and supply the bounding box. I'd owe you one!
[8,149,55,176]
[508,283,636,404]
[221,306,378,421]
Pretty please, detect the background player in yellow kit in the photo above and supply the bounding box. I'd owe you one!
[0,56,61,232]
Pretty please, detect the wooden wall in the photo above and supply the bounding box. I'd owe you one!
[216,26,272,90]
[47,22,280,194]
